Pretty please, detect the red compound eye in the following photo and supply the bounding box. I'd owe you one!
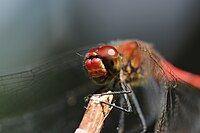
[88,47,98,53]
[97,46,119,59]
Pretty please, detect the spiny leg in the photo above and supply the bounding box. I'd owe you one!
[123,83,147,133]
[118,95,125,133]
[98,90,133,113]
[91,89,133,112]
[88,81,147,133]
[120,82,133,113]
[87,83,132,112]
[95,90,132,96]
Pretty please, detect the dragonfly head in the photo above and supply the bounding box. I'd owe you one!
[84,45,122,85]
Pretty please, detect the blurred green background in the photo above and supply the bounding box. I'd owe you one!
[0,0,199,133]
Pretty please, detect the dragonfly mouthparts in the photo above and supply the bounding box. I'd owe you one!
[84,58,107,78]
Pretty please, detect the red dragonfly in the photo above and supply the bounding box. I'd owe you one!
[83,40,200,133]
[0,39,199,133]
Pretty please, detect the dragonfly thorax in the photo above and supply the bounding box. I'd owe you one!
[121,62,145,87]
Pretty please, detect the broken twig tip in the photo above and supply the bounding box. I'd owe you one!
[74,91,113,133]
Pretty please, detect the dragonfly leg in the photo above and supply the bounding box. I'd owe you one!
[121,82,147,133]
[99,90,133,113]
[86,84,132,112]
[117,82,133,113]
[118,96,125,133]
[93,87,133,112]
[99,100,132,113]
[94,90,132,96]
[129,90,147,133]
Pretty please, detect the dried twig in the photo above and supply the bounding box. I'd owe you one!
[74,91,113,133]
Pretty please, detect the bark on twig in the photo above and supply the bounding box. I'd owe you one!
[74,91,113,133]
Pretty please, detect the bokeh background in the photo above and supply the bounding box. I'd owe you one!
[0,0,199,133]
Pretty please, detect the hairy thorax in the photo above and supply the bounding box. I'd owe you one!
[114,40,147,87]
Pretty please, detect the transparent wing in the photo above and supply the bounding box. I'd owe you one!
[138,41,200,133]
[167,81,200,133]
[0,45,98,133]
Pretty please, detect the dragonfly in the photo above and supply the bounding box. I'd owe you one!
[83,40,200,133]
[0,39,199,133]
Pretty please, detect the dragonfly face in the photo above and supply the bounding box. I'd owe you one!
[84,45,122,85]
[83,41,145,86]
